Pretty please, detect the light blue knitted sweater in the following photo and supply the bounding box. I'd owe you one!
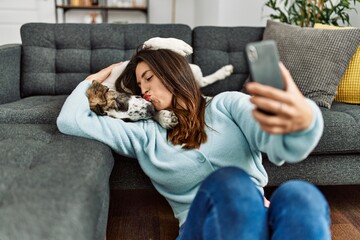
[57,80,324,226]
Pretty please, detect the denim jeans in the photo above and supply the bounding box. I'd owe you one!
[177,167,331,240]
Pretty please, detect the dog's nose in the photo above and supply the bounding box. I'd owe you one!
[147,104,155,116]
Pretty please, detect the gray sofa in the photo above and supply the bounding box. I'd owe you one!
[0,23,359,240]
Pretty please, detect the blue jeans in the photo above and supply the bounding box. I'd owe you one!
[177,167,331,240]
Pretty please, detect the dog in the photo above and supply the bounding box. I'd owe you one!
[86,37,234,129]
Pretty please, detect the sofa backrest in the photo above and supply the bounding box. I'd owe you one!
[20,23,192,97]
[192,26,264,95]
[20,23,265,98]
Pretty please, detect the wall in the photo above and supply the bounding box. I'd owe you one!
[192,0,269,27]
[193,0,219,27]
[218,0,271,27]
[0,0,54,44]
[189,0,360,28]
[349,4,360,28]
[0,0,359,45]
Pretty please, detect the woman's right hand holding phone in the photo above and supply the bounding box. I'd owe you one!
[245,63,313,135]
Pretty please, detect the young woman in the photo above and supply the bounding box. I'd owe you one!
[57,48,330,239]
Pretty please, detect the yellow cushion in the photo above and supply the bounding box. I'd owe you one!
[314,23,360,104]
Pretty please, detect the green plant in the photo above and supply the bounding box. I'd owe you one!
[265,0,360,27]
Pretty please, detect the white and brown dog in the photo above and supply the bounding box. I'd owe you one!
[86,37,233,129]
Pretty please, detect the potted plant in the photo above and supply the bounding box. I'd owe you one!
[264,0,360,27]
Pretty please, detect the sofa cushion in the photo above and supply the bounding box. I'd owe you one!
[0,44,21,105]
[313,23,360,104]
[192,26,264,96]
[263,20,360,109]
[0,124,114,240]
[334,48,360,104]
[264,154,360,186]
[0,95,67,124]
[20,23,192,97]
[313,102,360,154]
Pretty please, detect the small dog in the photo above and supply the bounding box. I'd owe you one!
[87,81,179,128]
[87,37,233,129]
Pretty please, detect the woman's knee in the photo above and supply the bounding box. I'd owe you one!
[270,180,329,213]
[269,181,331,239]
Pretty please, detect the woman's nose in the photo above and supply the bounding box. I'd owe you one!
[140,83,149,95]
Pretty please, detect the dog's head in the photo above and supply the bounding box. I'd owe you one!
[86,81,155,121]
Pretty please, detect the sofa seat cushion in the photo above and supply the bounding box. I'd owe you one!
[0,124,114,240]
[0,95,67,124]
[264,153,360,186]
[313,102,360,154]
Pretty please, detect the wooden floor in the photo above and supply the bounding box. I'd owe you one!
[107,185,360,240]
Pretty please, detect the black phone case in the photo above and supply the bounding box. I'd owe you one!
[245,40,285,90]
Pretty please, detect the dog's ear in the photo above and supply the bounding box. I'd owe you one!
[95,81,109,92]
[115,97,129,112]
[87,81,105,97]
[114,94,130,111]
[90,81,109,93]
[94,104,107,116]
[92,82,99,91]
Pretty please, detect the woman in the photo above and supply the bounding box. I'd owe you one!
[57,48,330,239]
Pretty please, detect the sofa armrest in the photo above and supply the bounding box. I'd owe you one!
[0,44,21,104]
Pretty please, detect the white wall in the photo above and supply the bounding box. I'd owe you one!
[0,0,360,45]
[349,2,360,28]
[188,0,360,28]
[0,0,55,44]
[193,0,219,26]
[220,0,275,27]
[173,0,194,26]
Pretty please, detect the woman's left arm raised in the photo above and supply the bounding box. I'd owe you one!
[244,63,324,165]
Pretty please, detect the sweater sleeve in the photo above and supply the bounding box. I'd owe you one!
[56,80,151,158]
[219,92,324,166]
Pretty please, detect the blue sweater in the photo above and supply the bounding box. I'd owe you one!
[57,80,324,226]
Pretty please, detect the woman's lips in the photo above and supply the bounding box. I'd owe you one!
[143,94,151,102]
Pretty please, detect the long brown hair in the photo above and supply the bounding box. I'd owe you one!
[116,47,207,149]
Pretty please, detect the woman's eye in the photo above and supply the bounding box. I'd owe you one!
[146,75,153,81]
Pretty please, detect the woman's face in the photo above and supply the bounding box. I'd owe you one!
[135,61,173,111]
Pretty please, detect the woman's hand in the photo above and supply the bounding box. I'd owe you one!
[245,63,313,135]
[85,62,123,83]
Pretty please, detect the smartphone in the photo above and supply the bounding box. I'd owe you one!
[245,40,285,90]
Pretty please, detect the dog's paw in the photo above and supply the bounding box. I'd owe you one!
[216,64,234,79]
[154,110,179,129]
[143,37,193,57]
[223,64,234,76]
